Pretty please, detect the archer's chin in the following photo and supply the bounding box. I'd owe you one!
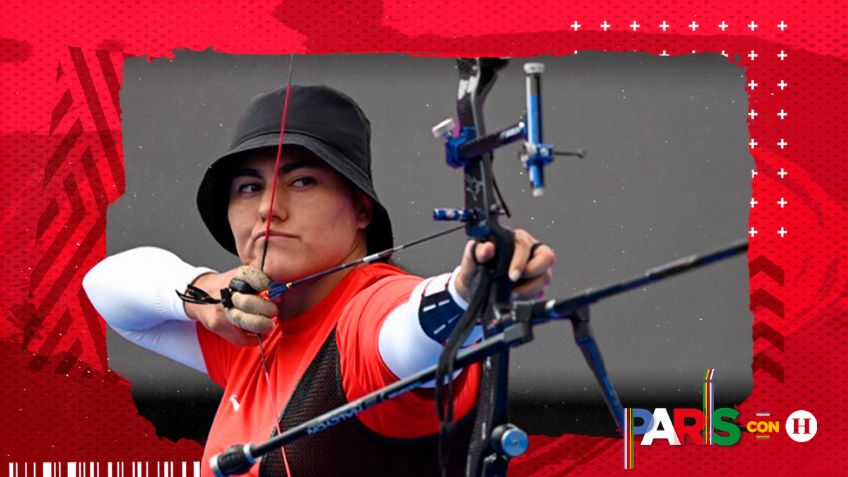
[259,256,306,283]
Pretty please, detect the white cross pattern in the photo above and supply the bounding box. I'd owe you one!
[752,169,758,178]
[601,21,611,31]
[749,227,758,237]
[748,21,758,31]
[749,138,758,148]
[777,80,788,90]
[630,20,640,31]
[777,50,788,60]
[660,50,669,56]
[571,21,581,31]
[748,80,758,90]
[750,197,758,208]
[777,21,788,31]
[777,227,788,237]
[778,197,788,208]
[689,21,699,31]
[659,21,670,31]
[721,50,728,57]
[718,21,729,31]
[748,109,758,120]
[778,168,788,178]
[748,50,758,61]
[777,138,788,149]
[778,109,788,119]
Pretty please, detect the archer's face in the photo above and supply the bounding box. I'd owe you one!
[227,148,372,282]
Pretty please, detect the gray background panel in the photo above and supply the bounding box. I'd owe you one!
[111,52,751,438]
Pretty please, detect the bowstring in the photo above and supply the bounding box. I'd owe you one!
[256,54,296,476]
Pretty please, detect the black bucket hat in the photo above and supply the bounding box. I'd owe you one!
[197,85,393,256]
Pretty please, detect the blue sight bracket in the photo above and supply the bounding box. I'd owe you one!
[431,61,585,202]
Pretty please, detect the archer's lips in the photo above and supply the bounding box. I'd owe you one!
[254,231,298,242]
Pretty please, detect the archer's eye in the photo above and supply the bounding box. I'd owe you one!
[233,181,263,195]
[289,176,316,188]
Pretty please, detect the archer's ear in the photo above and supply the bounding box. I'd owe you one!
[355,190,374,230]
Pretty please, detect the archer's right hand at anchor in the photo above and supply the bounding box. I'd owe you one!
[180,266,277,346]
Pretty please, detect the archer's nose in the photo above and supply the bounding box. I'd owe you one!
[257,184,289,223]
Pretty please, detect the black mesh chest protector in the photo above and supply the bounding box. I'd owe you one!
[259,330,474,477]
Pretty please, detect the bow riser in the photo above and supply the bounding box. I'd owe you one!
[454,57,515,477]
[455,58,515,304]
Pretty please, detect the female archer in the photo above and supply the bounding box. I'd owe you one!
[83,85,555,476]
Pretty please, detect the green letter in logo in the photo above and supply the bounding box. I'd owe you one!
[712,408,742,446]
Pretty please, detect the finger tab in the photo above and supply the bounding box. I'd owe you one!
[233,293,277,317]
[229,279,257,295]
[227,308,273,335]
[233,266,271,291]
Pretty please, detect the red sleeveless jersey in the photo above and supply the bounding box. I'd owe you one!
[197,264,480,477]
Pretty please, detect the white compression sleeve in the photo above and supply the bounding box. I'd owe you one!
[378,267,482,386]
[82,246,215,374]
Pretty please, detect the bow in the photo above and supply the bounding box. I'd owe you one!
[432,58,517,477]
[431,58,600,476]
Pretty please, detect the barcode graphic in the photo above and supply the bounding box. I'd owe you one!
[7,463,202,477]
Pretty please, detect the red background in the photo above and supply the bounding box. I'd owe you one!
[1,0,846,475]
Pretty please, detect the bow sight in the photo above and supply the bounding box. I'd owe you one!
[431,60,583,201]
[209,58,748,477]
